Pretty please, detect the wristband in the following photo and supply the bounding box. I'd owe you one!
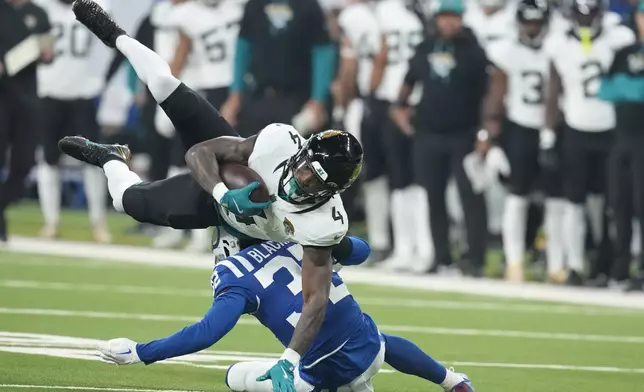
[477,129,489,142]
[280,348,301,366]
[212,182,229,203]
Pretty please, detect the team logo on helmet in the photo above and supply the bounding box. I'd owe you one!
[319,130,343,139]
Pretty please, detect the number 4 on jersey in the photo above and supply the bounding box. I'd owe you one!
[332,206,344,224]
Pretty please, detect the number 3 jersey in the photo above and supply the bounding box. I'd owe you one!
[218,123,349,248]
[487,38,549,130]
[212,241,381,388]
[37,0,111,99]
[544,25,635,132]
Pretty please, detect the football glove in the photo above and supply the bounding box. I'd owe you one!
[256,359,296,392]
[213,182,271,218]
[538,128,559,170]
[96,338,141,365]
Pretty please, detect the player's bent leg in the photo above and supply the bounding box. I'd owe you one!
[121,172,220,230]
[382,334,473,391]
[103,161,142,212]
[226,362,313,392]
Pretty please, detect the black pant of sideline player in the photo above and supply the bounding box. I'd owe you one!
[413,132,488,276]
[609,132,644,291]
[236,89,307,138]
[0,84,40,241]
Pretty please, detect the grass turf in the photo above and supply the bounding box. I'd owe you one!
[0,250,643,391]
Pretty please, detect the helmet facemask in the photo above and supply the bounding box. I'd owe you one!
[278,144,339,205]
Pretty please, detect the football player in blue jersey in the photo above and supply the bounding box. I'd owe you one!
[95,236,475,392]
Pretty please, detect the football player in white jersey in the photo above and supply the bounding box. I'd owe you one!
[169,0,244,109]
[482,0,567,283]
[336,0,392,262]
[59,2,363,391]
[366,0,434,271]
[148,0,212,252]
[36,0,112,242]
[542,0,634,285]
[464,0,516,50]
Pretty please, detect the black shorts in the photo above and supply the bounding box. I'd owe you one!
[41,97,100,165]
[361,99,390,181]
[502,121,563,198]
[562,125,613,204]
[160,83,239,151]
[383,119,413,190]
[121,83,238,229]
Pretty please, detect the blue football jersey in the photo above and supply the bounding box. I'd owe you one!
[211,241,382,388]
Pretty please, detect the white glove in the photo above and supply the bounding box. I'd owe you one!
[539,128,556,150]
[96,338,141,365]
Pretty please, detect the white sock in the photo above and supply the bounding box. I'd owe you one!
[226,362,275,392]
[115,35,181,103]
[37,164,61,227]
[390,189,414,257]
[84,166,108,227]
[502,194,529,266]
[408,185,434,259]
[545,198,566,275]
[586,194,604,245]
[103,160,142,212]
[363,176,390,250]
[440,368,465,390]
[563,202,586,273]
[486,180,507,235]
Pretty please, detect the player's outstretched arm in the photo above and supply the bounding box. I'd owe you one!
[97,289,249,365]
[185,135,270,216]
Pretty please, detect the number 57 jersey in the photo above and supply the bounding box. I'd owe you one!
[211,241,381,387]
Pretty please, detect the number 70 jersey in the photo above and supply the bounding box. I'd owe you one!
[211,241,366,367]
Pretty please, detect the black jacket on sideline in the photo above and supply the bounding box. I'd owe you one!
[404,28,488,134]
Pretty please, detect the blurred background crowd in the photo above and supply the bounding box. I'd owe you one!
[1,0,644,292]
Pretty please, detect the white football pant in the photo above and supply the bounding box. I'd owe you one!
[226,342,385,392]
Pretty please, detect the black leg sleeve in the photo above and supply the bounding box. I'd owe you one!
[121,173,220,230]
[159,83,239,152]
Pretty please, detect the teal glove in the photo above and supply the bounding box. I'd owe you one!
[256,359,296,392]
[217,181,271,218]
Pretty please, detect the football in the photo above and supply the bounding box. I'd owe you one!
[219,162,271,203]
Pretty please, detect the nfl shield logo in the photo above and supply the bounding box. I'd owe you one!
[283,218,295,236]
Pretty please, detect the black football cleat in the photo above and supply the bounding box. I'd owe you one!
[72,0,126,48]
[58,136,131,167]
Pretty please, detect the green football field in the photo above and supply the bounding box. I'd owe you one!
[0,248,643,392]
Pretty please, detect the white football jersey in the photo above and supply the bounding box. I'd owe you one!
[338,1,382,97]
[218,124,349,247]
[150,0,201,89]
[545,24,635,131]
[374,0,424,102]
[464,2,516,51]
[37,0,111,99]
[173,0,244,90]
[487,38,549,129]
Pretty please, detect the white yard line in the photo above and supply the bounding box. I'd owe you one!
[1,332,643,376]
[0,386,207,392]
[3,236,644,310]
[0,307,642,344]
[2,280,638,317]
